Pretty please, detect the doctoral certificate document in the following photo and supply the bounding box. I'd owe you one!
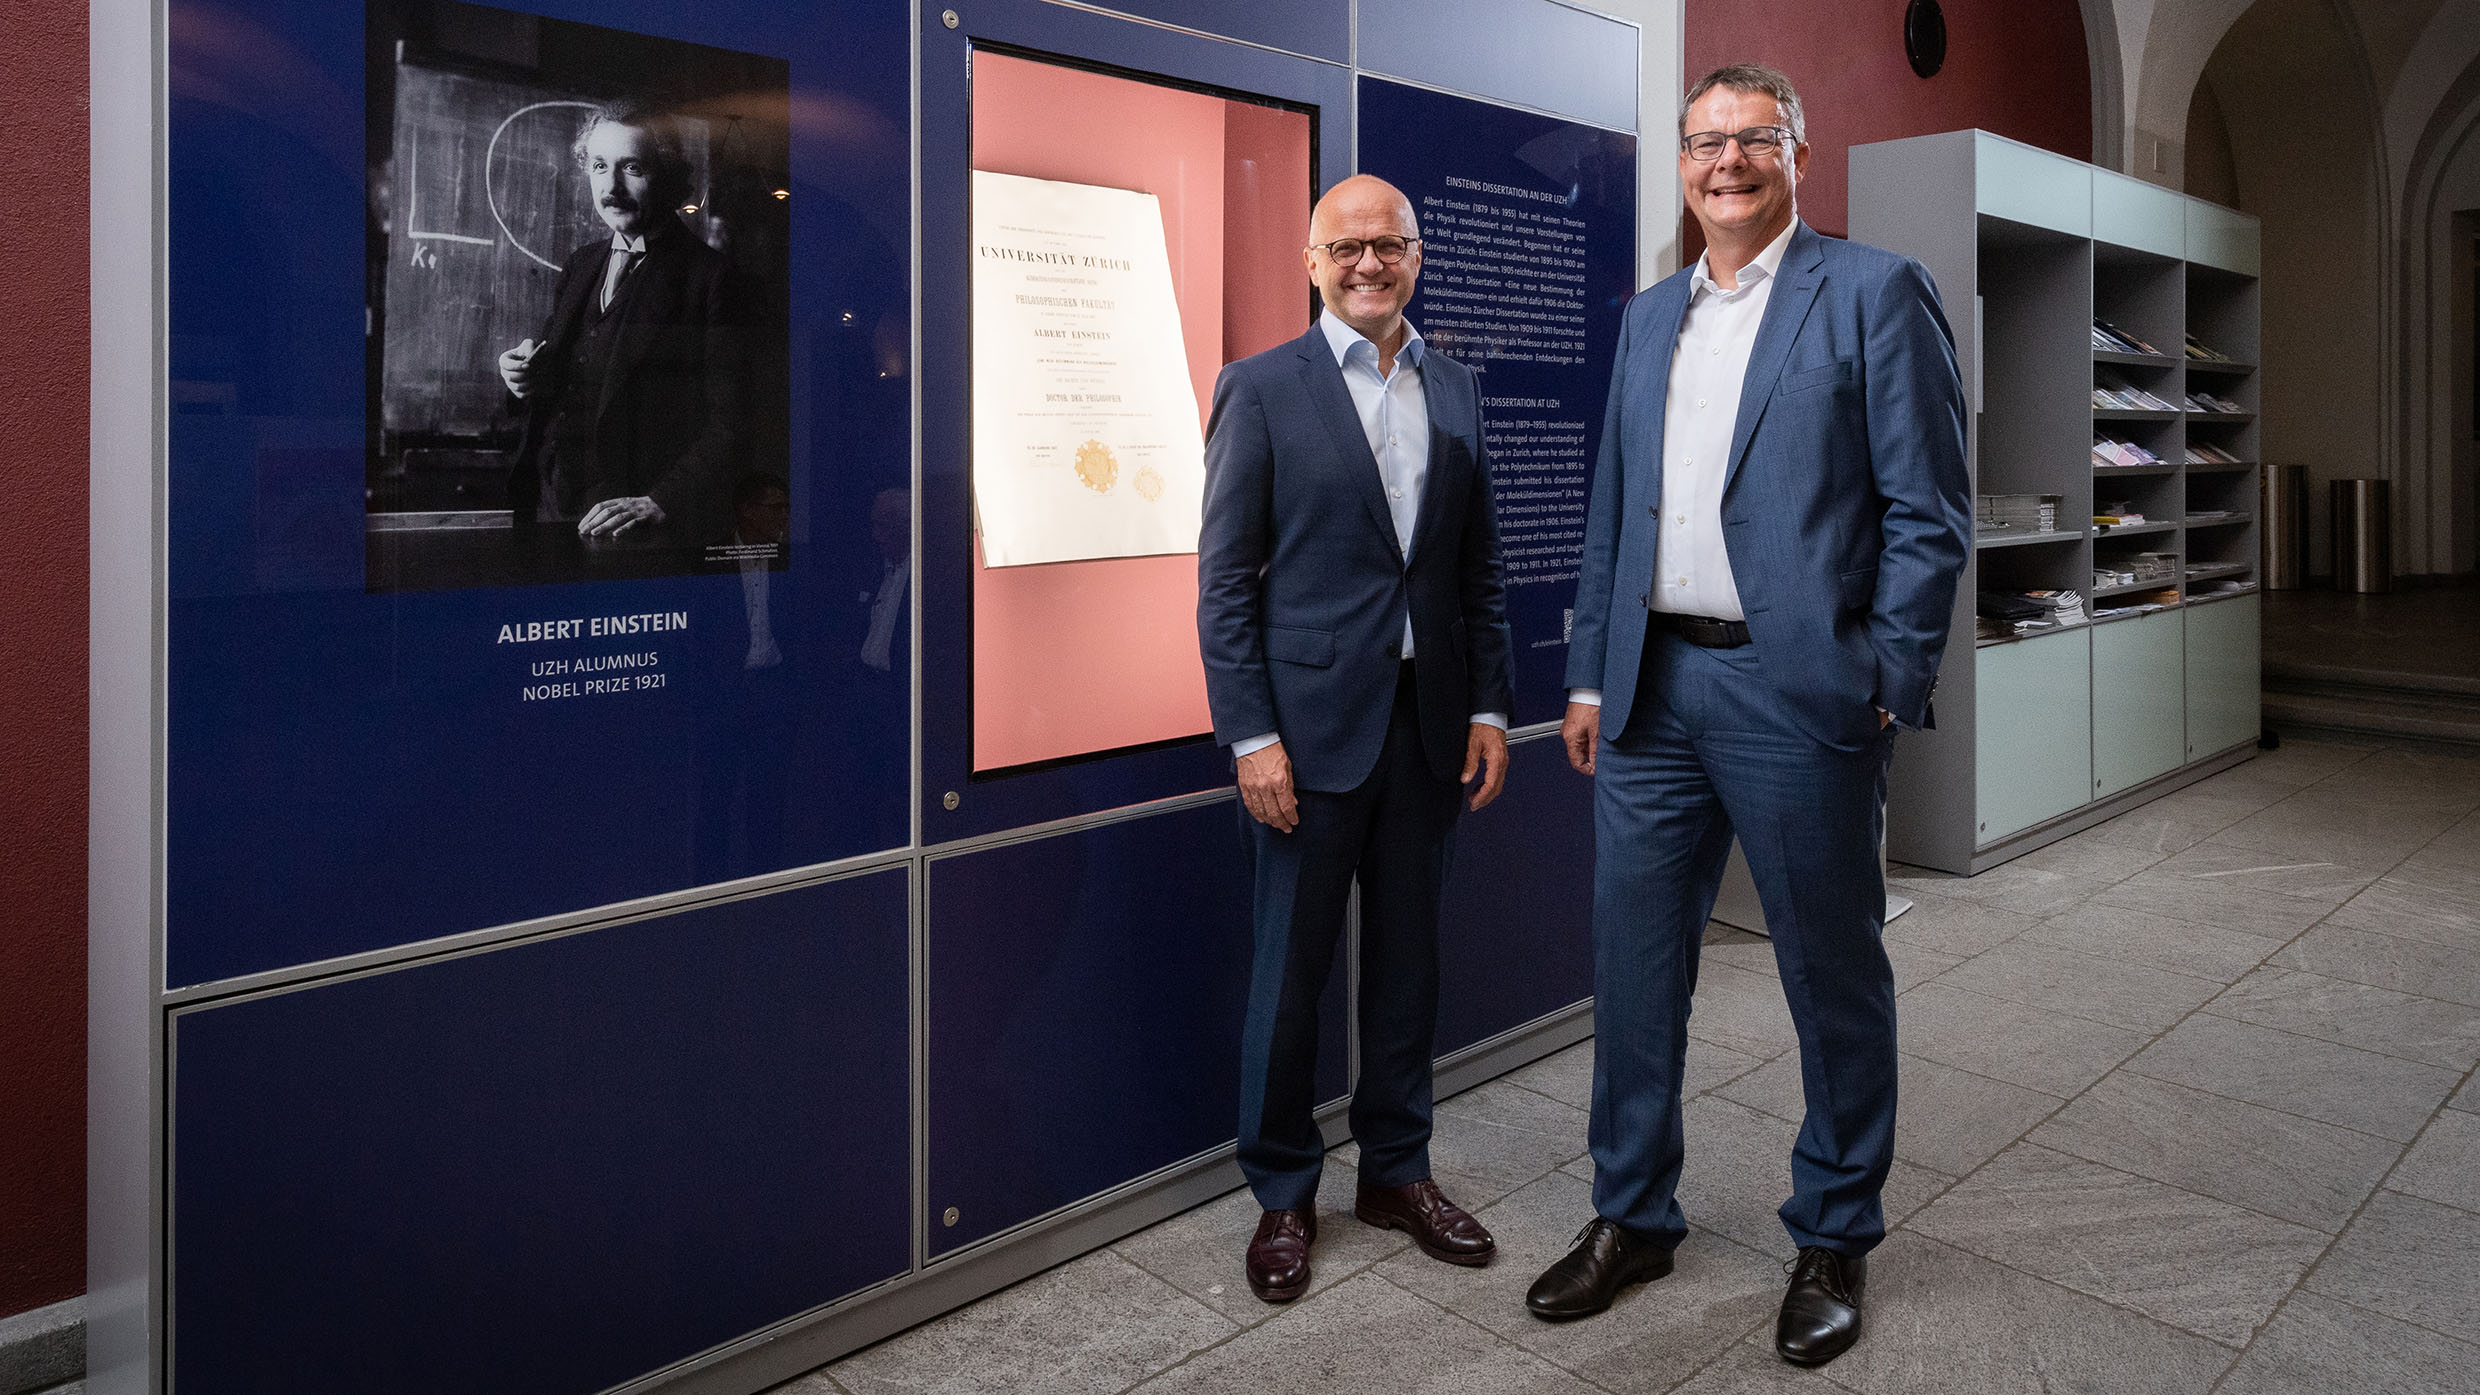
[971,170,1205,567]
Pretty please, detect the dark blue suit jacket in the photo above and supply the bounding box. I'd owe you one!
[1566,223,1970,751]
[1198,324,1515,793]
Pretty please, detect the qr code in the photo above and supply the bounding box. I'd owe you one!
[1562,608,1574,642]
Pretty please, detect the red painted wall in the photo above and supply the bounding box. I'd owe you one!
[0,0,91,1322]
[1684,0,2092,239]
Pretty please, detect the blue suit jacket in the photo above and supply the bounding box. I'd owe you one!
[1198,324,1516,793]
[1566,223,1970,751]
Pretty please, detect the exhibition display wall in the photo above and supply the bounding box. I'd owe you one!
[93,1,1643,1391]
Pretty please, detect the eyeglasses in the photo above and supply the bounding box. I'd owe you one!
[1309,235,1420,265]
[1681,126,1794,162]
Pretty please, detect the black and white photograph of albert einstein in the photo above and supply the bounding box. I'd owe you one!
[498,99,751,546]
[364,0,790,591]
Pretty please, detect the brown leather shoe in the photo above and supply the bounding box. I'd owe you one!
[1245,1208,1316,1303]
[1354,1178,1495,1266]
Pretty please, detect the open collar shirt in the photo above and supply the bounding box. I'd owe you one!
[1572,217,1799,708]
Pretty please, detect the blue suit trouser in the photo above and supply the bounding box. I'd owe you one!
[1236,665,1459,1211]
[1589,630,1898,1255]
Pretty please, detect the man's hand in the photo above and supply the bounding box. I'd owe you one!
[1237,741,1299,833]
[1462,723,1509,812]
[1560,701,1601,775]
[497,338,538,399]
[1878,707,1894,730]
[579,495,666,538]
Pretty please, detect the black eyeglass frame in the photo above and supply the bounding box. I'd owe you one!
[1679,125,1796,162]
[1306,235,1422,265]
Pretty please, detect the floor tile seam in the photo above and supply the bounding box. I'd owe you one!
[2110,1057,2448,1148]
[1498,1075,1597,1118]
[1357,1264,1610,1389]
[1100,1242,1269,1336]
[1864,1040,2081,1106]
[1901,970,2184,1039]
[2190,1004,2480,1076]
[1433,1102,1594,1147]
[1911,962,2228,1037]
[2187,995,2479,1075]
[2019,899,2295,954]
[2279,901,2480,971]
[2287,1285,2480,1355]
[1106,1273,1320,1393]
[2254,948,2480,1013]
[2016,1123,2367,1240]
[1890,1229,2259,1358]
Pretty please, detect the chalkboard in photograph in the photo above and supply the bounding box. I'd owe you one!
[379,63,618,438]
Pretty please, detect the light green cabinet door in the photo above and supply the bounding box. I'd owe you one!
[1976,628,2093,844]
[2186,594,2262,758]
[2093,611,2186,797]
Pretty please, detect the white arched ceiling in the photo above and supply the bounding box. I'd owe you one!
[2127,0,2258,177]
[2386,0,2480,195]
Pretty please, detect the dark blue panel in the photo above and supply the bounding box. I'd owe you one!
[1436,735,1594,1055]
[1091,0,1348,61]
[927,801,1347,1255]
[1358,78,1638,723]
[918,0,1354,842]
[171,869,910,1395]
[1357,0,1639,133]
[165,0,912,984]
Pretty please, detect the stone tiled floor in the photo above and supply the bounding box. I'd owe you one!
[774,736,2480,1395]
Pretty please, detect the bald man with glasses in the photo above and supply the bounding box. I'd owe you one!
[1198,174,1515,1305]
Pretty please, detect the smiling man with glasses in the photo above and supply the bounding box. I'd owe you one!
[1197,174,1514,1305]
[1528,63,1970,1367]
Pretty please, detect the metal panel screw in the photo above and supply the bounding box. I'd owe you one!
[943,1207,960,1226]
[942,791,960,810]
[942,9,959,27]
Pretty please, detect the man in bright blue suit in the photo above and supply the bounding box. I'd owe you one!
[1197,174,1515,1304]
[1524,66,1969,1367]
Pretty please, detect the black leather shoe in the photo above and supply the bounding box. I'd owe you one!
[1775,1246,1866,1365]
[1245,1208,1316,1303]
[1525,1217,1675,1320]
[1355,1178,1495,1265]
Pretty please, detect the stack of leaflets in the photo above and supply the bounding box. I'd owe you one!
[2186,442,2245,465]
[1978,493,2062,534]
[2095,436,2163,468]
[2093,372,2178,410]
[2184,389,2245,414]
[1977,588,2089,636]
[2093,321,2163,355]
[2094,501,2149,527]
[2184,332,2236,363]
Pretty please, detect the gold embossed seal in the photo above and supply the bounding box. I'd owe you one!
[1073,439,1118,493]
[1133,465,1164,502]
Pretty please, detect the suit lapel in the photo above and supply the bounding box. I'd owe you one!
[1404,352,1462,567]
[1292,326,1400,549]
[1721,222,1825,495]
[1631,276,1693,512]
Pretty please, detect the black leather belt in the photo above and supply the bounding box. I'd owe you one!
[1653,611,1752,648]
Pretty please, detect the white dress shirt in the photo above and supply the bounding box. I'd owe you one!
[600,231,650,311]
[1233,312,1507,758]
[1572,218,1799,709]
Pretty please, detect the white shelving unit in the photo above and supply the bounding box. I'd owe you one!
[1850,131,2263,875]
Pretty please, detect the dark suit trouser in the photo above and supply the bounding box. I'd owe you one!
[1237,665,1460,1212]
[1589,630,1898,1255]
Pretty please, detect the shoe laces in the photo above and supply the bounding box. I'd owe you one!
[1785,1247,1856,1304]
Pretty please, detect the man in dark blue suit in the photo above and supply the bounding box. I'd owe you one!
[1197,174,1516,1304]
[1524,66,1969,1366]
